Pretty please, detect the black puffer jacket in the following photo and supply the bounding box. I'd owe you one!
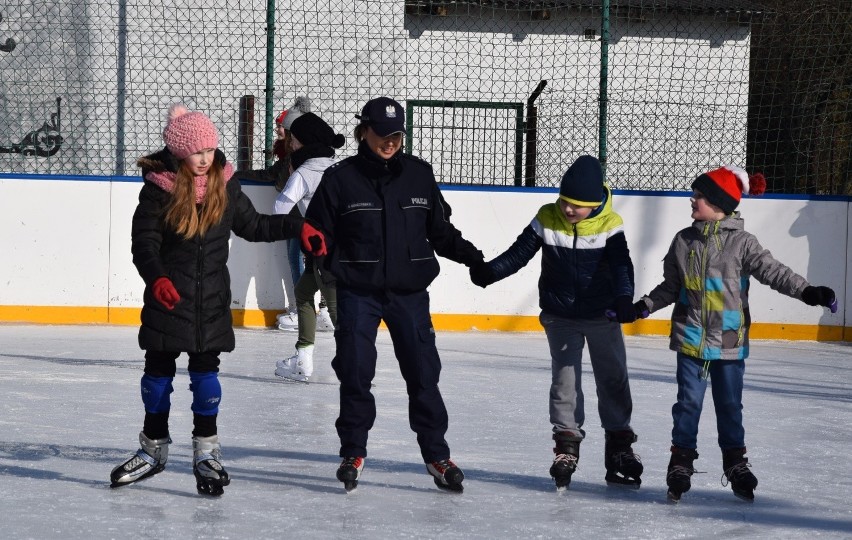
[305,141,483,293]
[132,148,303,352]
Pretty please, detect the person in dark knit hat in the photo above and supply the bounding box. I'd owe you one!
[273,112,345,382]
[633,165,837,502]
[470,154,643,491]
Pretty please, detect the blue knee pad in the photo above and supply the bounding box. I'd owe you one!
[189,371,221,416]
[140,374,174,414]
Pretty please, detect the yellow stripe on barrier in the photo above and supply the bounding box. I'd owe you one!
[0,305,845,341]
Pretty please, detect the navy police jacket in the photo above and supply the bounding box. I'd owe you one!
[305,141,483,293]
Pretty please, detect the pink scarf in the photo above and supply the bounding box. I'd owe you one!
[146,162,234,204]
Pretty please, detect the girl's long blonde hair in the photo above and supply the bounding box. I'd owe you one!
[164,159,227,238]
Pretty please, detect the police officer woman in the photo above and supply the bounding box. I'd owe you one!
[305,97,484,493]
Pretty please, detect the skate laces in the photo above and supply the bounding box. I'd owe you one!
[721,461,754,487]
[668,464,696,479]
[553,453,578,469]
[429,458,457,474]
[341,456,364,470]
[128,449,158,469]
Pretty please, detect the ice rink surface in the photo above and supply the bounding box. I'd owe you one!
[1,324,850,539]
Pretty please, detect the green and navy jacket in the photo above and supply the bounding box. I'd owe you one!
[487,186,634,319]
[638,213,809,360]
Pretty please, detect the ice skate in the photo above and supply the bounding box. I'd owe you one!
[337,456,364,493]
[192,434,230,496]
[550,431,581,491]
[722,447,758,502]
[316,307,334,332]
[666,446,699,502]
[274,345,314,382]
[604,430,643,488]
[426,458,464,493]
[110,431,170,488]
[277,308,298,332]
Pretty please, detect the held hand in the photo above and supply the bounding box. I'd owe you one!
[152,277,180,310]
[633,300,650,319]
[469,261,496,288]
[607,300,650,322]
[613,296,637,323]
[801,285,838,313]
[301,222,327,257]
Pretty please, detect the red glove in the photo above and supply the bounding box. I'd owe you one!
[152,277,180,310]
[301,222,327,256]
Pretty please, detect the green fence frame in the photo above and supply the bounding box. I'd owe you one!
[405,100,526,186]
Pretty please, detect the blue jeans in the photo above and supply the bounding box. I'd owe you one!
[287,239,304,287]
[671,353,745,450]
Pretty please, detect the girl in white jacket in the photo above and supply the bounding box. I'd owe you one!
[273,112,345,381]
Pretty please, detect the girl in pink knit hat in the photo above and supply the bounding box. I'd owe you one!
[110,103,325,496]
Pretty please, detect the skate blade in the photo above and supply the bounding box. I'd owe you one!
[274,371,310,383]
[555,484,568,493]
[109,463,165,488]
[343,481,358,493]
[605,473,641,489]
[606,479,641,489]
[196,477,230,496]
[733,490,755,502]
[666,490,682,503]
[434,481,464,493]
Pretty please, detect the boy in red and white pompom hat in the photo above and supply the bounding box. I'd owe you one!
[690,165,766,215]
[633,164,837,503]
[162,103,219,160]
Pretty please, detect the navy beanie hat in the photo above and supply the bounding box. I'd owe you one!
[559,155,604,207]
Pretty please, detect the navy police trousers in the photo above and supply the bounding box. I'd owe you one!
[332,287,450,463]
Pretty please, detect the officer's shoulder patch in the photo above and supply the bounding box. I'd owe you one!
[325,157,356,174]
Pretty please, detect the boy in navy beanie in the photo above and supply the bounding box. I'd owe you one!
[471,154,643,490]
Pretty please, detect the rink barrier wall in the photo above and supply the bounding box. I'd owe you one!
[1,174,849,341]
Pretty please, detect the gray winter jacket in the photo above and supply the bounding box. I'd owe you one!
[639,213,809,360]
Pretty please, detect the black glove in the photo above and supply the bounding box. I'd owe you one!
[633,300,650,319]
[605,298,651,323]
[801,285,837,313]
[469,261,496,288]
[612,296,637,323]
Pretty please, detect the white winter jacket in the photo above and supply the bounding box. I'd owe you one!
[273,157,336,216]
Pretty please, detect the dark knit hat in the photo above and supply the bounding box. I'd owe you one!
[356,97,406,137]
[691,166,767,214]
[289,112,345,149]
[559,155,604,207]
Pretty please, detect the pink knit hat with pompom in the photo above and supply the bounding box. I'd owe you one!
[162,103,219,159]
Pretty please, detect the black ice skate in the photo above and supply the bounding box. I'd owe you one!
[666,446,699,502]
[604,430,643,488]
[722,447,758,502]
[337,456,364,493]
[110,432,170,488]
[426,459,464,493]
[550,431,581,491]
[192,435,230,496]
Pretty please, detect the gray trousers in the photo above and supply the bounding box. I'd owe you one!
[540,313,634,439]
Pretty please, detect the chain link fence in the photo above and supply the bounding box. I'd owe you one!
[0,1,848,193]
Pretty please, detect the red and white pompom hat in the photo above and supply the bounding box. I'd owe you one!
[691,165,767,214]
